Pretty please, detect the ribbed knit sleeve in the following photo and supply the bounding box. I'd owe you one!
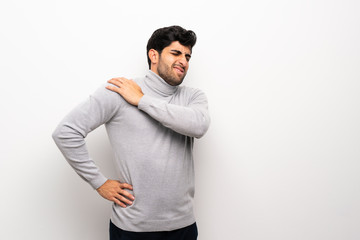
[52,84,121,189]
[138,88,210,138]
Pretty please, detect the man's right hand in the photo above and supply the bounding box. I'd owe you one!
[96,179,135,208]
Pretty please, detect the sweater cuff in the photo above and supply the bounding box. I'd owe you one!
[89,173,108,190]
[138,94,152,111]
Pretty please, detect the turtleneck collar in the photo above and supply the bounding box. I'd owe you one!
[144,70,179,97]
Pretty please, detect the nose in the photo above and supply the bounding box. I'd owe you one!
[178,54,188,67]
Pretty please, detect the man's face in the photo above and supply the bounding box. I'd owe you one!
[156,41,192,86]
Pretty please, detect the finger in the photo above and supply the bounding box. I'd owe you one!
[108,78,124,86]
[117,194,134,205]
[112,197,127,208]
[112,77,127,85]
[119,77,129,82]
[120,182,133,190]
[111,77,124,82]
[119,189,135,201]
[108,78,120,84]
[118,182,135,200]
[114,77,129,84]
[105,85,121,93]
[113,191,133,206]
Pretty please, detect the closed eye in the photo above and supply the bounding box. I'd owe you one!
[170,50,192,62]
[171,50,182,56]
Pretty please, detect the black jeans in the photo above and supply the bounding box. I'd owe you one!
[109,220,198,240]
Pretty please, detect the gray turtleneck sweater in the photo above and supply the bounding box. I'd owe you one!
[52,70,210,232]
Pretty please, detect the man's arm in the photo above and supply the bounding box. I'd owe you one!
[106,78,210,138]
[52,84,134,207]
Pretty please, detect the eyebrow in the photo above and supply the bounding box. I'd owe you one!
[170,49,192,58]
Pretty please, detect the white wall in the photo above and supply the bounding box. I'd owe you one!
[1,0,359,239]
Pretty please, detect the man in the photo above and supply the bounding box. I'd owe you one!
[52,25,210,240]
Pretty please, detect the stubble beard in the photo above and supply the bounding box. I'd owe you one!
[157,59,186,86]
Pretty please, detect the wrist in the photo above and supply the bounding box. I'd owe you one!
[135,93,144,106]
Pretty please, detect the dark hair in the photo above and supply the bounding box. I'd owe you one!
[146,25,197,68]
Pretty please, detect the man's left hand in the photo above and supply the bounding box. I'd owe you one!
[106,77,144,106]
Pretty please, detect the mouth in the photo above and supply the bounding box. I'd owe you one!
[173,65,185,74]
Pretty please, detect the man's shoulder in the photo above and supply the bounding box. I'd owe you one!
[92,83,119,98]
[178,85,207,97]
[90,83,127,109]
[176,85,208,105]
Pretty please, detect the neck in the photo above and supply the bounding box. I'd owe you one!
[145,70,178,97]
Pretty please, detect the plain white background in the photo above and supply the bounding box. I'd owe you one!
[1,0,359,239]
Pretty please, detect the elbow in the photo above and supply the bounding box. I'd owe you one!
[51,123,87,148]
[51,123,71,145]
[52,127,62,145]
[193,117,210,139]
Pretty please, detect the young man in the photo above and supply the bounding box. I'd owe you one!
[52,25,210,240]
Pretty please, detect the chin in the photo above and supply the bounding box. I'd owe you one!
[165,77,183,86]
[175,76,186,85]
[167,80,182,86]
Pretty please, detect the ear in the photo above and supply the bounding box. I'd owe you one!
[148,49,159,65]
